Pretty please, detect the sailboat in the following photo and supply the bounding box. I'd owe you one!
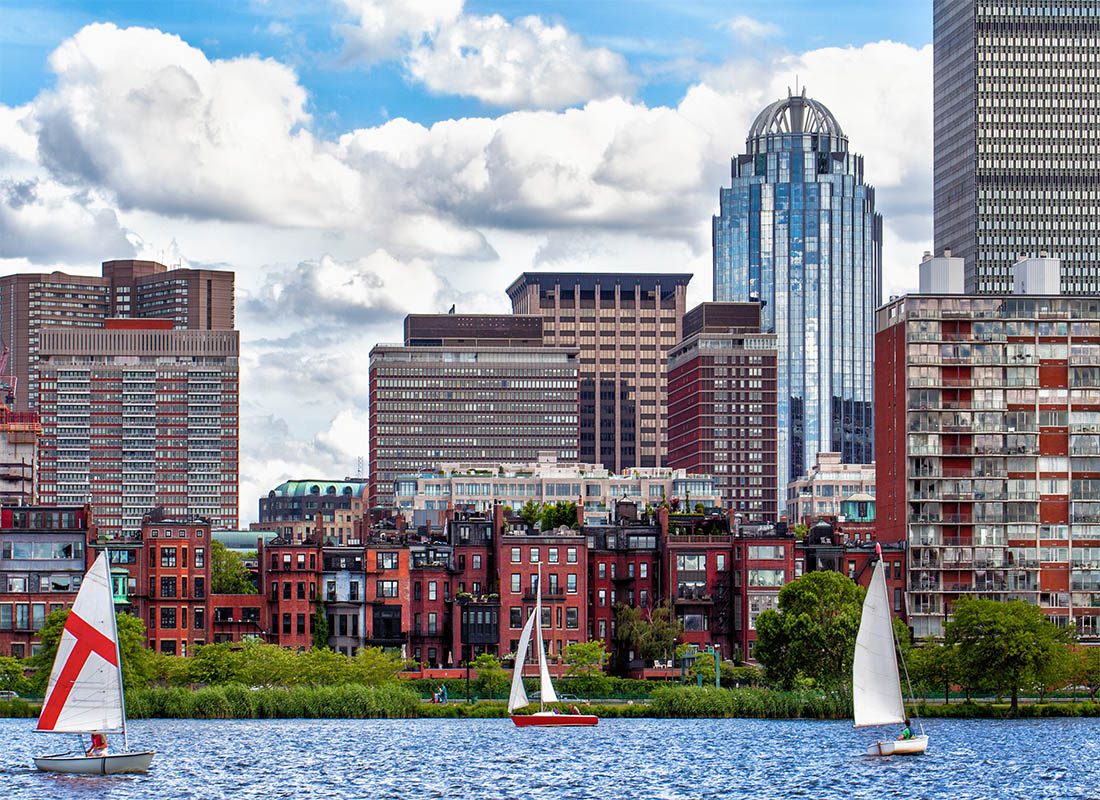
[508,564,597,727]
[34,551,155,774]
[853,544,928,756]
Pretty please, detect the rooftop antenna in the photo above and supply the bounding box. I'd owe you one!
[356,456,364,478]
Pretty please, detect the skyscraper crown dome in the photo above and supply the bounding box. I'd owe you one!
[748,88,845,139]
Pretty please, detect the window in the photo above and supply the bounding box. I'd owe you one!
[297,614,306,635]
[429,582,437,601]
[182,548,189,568]
[195,548,205,568]
[716,554,726,571]
[893,561,902,580]
[0,605,10,630]
[194,607,205,630]
[283,582,291,599]
[194,577,205,599]
[472,554,482,570]
[31,603,45,630]
[847,561,856,579]
[160,640,176,655]
[598,589,607,607]
[160,547,177,568]
[748,545,784,560]
[598,563,606,579]
[549,548,559,564]
[377,552,399,570]
[567,548,577,564]
[567,574,577,593]
[640,563,648,579]
[377,580,399,598]
[160,577,177,598]
[565,608,579,629]
[676,554,706,571]
[639,589,649,607]
[511,574,521,593]
[283,614,291,635]
[748,569,785,587]
[350,581,359,601]
[327,580,337,601]
[530,547,540,564]
[510,607,522,628]
[428,612,438,634]
[161,608,177,629]
[511,547,521,563]
[297,582,305,599]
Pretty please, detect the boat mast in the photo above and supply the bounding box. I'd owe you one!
[104,547,129,751]
[535,562,543,713]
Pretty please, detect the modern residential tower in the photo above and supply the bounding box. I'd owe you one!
[713,89,881,501]
[934,0,1100,294]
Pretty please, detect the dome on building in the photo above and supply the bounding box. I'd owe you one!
[748,88,845,139]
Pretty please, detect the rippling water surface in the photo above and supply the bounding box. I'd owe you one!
[2,716,1099,799]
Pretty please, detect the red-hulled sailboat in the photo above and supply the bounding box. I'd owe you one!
[508,564,597,727]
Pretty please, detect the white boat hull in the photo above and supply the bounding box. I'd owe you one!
[865,735,928,757]
[35,751,155,774]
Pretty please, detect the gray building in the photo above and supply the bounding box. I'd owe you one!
[368,314,579,509]
[712,89,881,503]
[934,0,1100,294]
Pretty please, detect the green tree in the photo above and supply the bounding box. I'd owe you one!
[0,656,30,696]
[753,571,864,690]
[539,501,578,531]
[311,605,329,650]
[210,539,256,594]
[562,641,609,677]
[614,602,683,664]
[472,653,508,699]
[347,646,404,686]
[906,638,957,703]
[946,596,1072,713]
[28,609,153,693]
[1074,646,1100,701]
[1033,637,1075,702]
[518,501,542,529]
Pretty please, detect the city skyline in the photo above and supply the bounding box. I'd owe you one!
[1,2,935,523]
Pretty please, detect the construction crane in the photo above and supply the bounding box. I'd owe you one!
[0,344,15,408]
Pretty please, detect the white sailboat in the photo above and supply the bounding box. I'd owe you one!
[34,551,155,774]
[853,545,927,756]
[508,564,597,727]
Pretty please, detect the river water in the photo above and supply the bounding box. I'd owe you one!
[2,717,1098,799]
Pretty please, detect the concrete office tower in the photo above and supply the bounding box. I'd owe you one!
[934,0,1100,294]
[0,260,234,412]
[507,273,691,472]
[713,90,881,503]
[876,288,1100,640]
[368,314,579,509]
[667,303,779,521]
[36,320,240,538]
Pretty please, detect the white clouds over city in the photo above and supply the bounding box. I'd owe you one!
[0,6,933,520]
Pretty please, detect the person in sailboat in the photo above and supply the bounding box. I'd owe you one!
[86,733,108,757]
[896,719,913,741]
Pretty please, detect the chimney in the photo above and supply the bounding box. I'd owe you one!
[493,502,505,535]
[576,498,585,528]
[919,250,964,294]
[657,505,669,534]
[396,514,407,534]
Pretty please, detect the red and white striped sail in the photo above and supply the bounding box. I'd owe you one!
[36,552,125,734]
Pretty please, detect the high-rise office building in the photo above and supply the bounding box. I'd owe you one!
[368,314,579,509]
[506,273,691,472]
[934,0,1100,294]
[712,89,881,502]
[667,303,779,520]
[876,260,1100,640]
[36,320,240,538]
[0,260,234,412]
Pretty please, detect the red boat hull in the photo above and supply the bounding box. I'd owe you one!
[511,713,599,727]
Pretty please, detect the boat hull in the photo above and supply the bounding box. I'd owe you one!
[35,751,156,774]
[865,736,928,757]
[511,712,598,727]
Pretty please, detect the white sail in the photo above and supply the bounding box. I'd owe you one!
[37,552,125,734]
[535,572,557,704]
[507,603,538,713]
[852,558,906,728]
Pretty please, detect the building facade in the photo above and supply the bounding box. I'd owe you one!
[259,479,369,544]
[140,517,212,656]
[712,89,881,503]
[0,260,234,413]
[876,290,1100,639]
[393,452,719,528]
[668,302,779,520]
[368,314,579,509]
[36,320,240,537]
[507,272,691,472]
[933,0,1100,294]
[0,409,39,505]
[785,452,877,528]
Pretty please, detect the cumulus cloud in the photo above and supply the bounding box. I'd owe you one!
[336,0,634,109]
[407,14,635,108]
[246,250,450,324]
[30,23,364,229]
[722,16,780,42]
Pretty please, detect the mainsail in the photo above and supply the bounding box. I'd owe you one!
[37,552,125,734]
[507,602,538,713]
[852,557,906,728]
[534,572,557,705]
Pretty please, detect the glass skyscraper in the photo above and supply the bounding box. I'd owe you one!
[713,90,881,503]
[934,0,1100,294]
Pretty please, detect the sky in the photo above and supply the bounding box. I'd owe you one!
[0,0,934,524]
